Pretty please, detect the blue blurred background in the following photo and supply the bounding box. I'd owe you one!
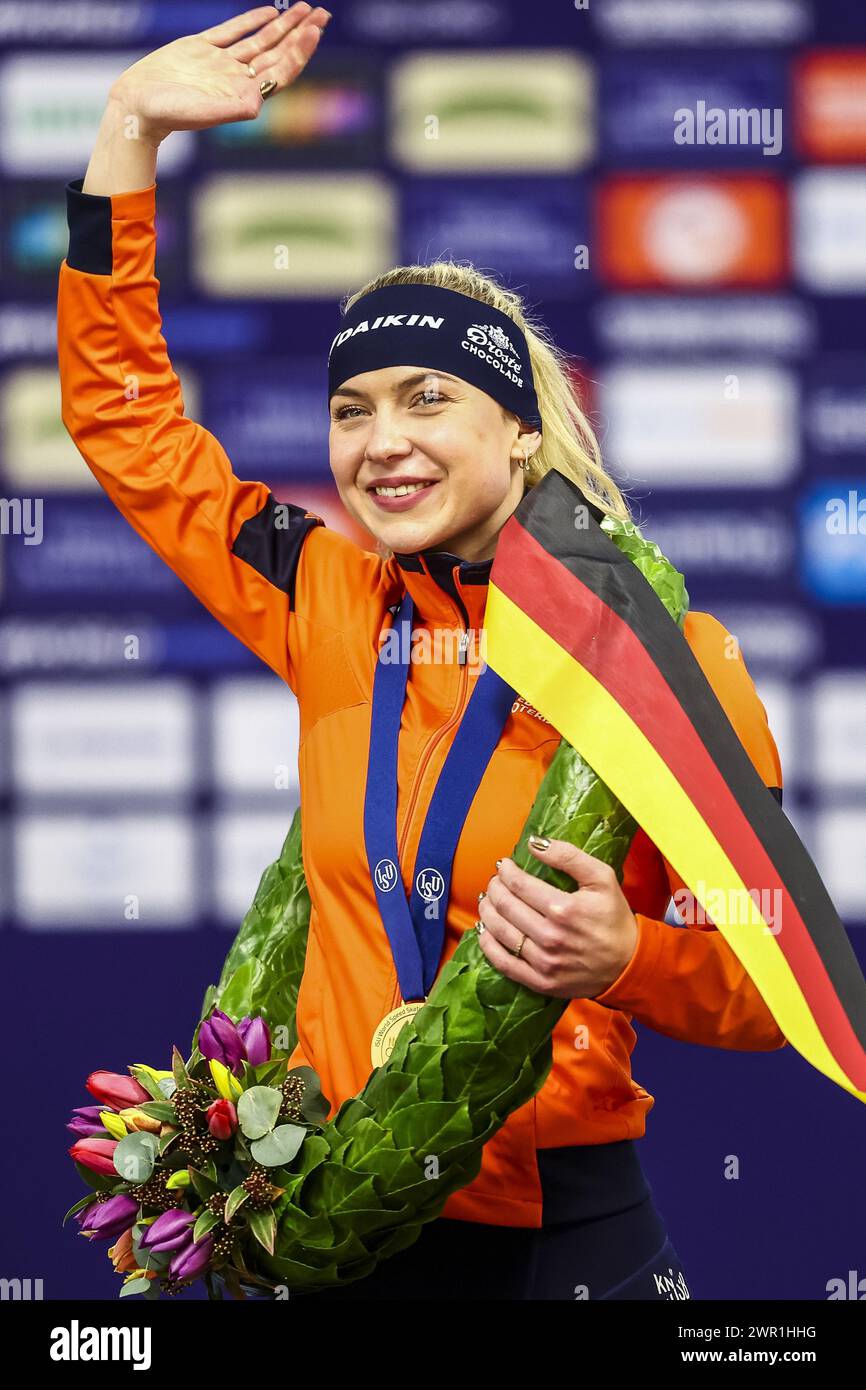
[1,0,864,1299]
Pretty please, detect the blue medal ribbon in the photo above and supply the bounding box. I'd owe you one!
[363,592,517,1002]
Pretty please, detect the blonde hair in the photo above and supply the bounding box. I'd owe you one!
[339,260,636,554]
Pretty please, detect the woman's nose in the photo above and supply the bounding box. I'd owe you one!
[364,422,412,458]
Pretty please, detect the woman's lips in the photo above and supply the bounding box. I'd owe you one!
[367,480,440,512]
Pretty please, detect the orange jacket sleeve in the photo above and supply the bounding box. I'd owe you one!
[56,175,342,691]
[593,610,788,1052]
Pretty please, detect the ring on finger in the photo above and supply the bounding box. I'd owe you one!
[259,78,278,99]
[474,916,527,962]
[246,61,257,78]
[510,931,527,960]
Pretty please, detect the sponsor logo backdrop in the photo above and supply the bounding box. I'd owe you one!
[1,0,863,1299]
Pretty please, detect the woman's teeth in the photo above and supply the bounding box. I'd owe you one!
[373,482,433,497]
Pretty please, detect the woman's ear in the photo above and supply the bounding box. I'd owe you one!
[511,427,542,464]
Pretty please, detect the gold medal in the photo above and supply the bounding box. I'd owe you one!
[370,1000,425,1068]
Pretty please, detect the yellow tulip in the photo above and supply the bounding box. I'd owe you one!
[208,1057,242,1101]
[100,1110,128,1140]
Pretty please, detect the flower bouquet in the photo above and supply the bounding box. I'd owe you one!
[65,1019,330,1299]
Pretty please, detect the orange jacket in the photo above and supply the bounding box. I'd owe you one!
[58,176,787,1229]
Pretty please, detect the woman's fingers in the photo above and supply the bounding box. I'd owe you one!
[199,5,283,48]
[226,1,315,63]
[480,879,550,966]
[490,856,575,925]
[250,11,329,86]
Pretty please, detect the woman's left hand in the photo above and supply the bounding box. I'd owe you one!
[475,838,639,999]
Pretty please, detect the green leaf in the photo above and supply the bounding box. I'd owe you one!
[112,1131,158,1184]
[248,1208,277,1256]
[131,1232,170,1273]
[62,1193,99,1227]
[217,960,265,1021]
[291,1066,330,1125]
[119,1277,153,1298]
[225,1183,250,1224]
[250,1124,305,1167]
[128,1067,166,1102]
[253,1059,287,1088]
[135,1101,176,1124]
[188,1168,219,1202]
[158,1128,182,1157]
[237,1085,282,1140]
[172,1046,189,1091]
[200,984,217,1021]
[193,1209,222,1243]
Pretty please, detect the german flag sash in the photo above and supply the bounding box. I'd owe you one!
[485,467,866,1104]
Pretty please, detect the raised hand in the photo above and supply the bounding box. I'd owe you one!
[110,3,331,144]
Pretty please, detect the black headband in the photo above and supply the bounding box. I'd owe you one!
[327,282,543,431]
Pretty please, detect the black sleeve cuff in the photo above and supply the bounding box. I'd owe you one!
[64,176,113,275]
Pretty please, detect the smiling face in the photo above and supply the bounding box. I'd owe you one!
[328,365,541,562]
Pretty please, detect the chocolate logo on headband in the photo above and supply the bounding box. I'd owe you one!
[464,323,524,387]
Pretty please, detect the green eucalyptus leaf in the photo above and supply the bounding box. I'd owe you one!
[112,1132,158,1185]
[119,1277,153,1298]
[236,1086,282,1140]
[250,1124,306,1167]
[131,1234,170,1273]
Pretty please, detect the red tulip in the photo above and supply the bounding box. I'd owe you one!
[86,1070,150,1109]
[206,1098,238,1140]
[69,1136,119,1177]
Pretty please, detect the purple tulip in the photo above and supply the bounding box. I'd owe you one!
[169,1233,214,1282]
[198,1008,247,1072]
[139,1208,196,1253]
[237,1015,271,1066]
[67,1105,112,1138]
[79,1194,139,1242]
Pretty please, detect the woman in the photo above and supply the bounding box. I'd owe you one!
[58,4,786,1301]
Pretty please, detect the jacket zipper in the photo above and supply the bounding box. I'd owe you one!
[386,580,472,1011]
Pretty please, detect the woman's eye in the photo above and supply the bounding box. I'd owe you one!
[334,391,447,421]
